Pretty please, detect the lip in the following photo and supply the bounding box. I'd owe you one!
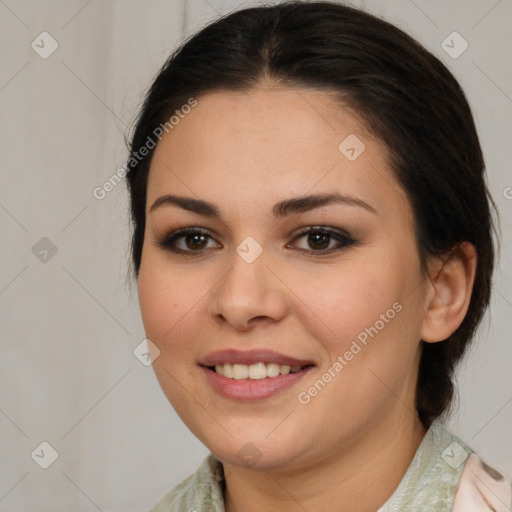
[199,349,316,401]
[200,349,314,367]
[201,365,314,401]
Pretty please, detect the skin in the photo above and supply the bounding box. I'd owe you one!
[137,83,477,511]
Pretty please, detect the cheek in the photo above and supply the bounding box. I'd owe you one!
[137,261,206,401]
[287,256,408,357]
[137,256,215,388]
[294,269,422,433]
[137,257,190,348]
[295,258,424,405]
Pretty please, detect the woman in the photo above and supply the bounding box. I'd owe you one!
[125,2,511,510]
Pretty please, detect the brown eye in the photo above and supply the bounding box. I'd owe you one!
[306,231,331,251]
[157,228,221,254]
[157,225,356,256]
[291,226,356,254]
[184,233,209,250]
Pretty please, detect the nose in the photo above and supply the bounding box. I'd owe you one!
[209,244,288,331]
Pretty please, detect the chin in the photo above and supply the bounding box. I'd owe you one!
[198,425,308,471]
[212,443,302,471]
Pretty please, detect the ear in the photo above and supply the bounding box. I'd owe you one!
[421,242,477,343]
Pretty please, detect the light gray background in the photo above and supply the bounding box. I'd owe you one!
[0,0,511,511]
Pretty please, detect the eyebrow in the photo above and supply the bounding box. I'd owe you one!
[149,192,377,218]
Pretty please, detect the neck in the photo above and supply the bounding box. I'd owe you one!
[223,413,427,512]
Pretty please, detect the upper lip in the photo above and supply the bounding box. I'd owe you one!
[200,349,315,367]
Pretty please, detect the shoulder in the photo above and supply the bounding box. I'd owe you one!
[146,454,225,512]
[453,451,512,511]
[431,420,512,511]
[378,419,511,511]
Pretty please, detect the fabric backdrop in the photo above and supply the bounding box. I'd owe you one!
[1,1,511,511]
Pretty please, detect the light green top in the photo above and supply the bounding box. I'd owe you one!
[147,419,511,511]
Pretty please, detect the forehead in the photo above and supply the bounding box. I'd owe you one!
[146,85,406,219]
[154,85,369,156]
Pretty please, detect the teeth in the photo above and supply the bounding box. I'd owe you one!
[213,362,305,379]
[233,364,249,380]
[249,362,267,380]
[223,364,234,378]
[266,363,280,377]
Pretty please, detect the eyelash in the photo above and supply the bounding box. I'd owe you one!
[156,226,357,256]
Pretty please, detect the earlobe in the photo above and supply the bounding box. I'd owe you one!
[421,242,477,343]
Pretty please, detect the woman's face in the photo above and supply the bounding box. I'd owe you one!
[137,85,431,470]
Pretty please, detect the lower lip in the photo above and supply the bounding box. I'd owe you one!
[201,366,314,401]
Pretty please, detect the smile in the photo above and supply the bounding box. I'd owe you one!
[199,349,316,400]
[212,362,304,379]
